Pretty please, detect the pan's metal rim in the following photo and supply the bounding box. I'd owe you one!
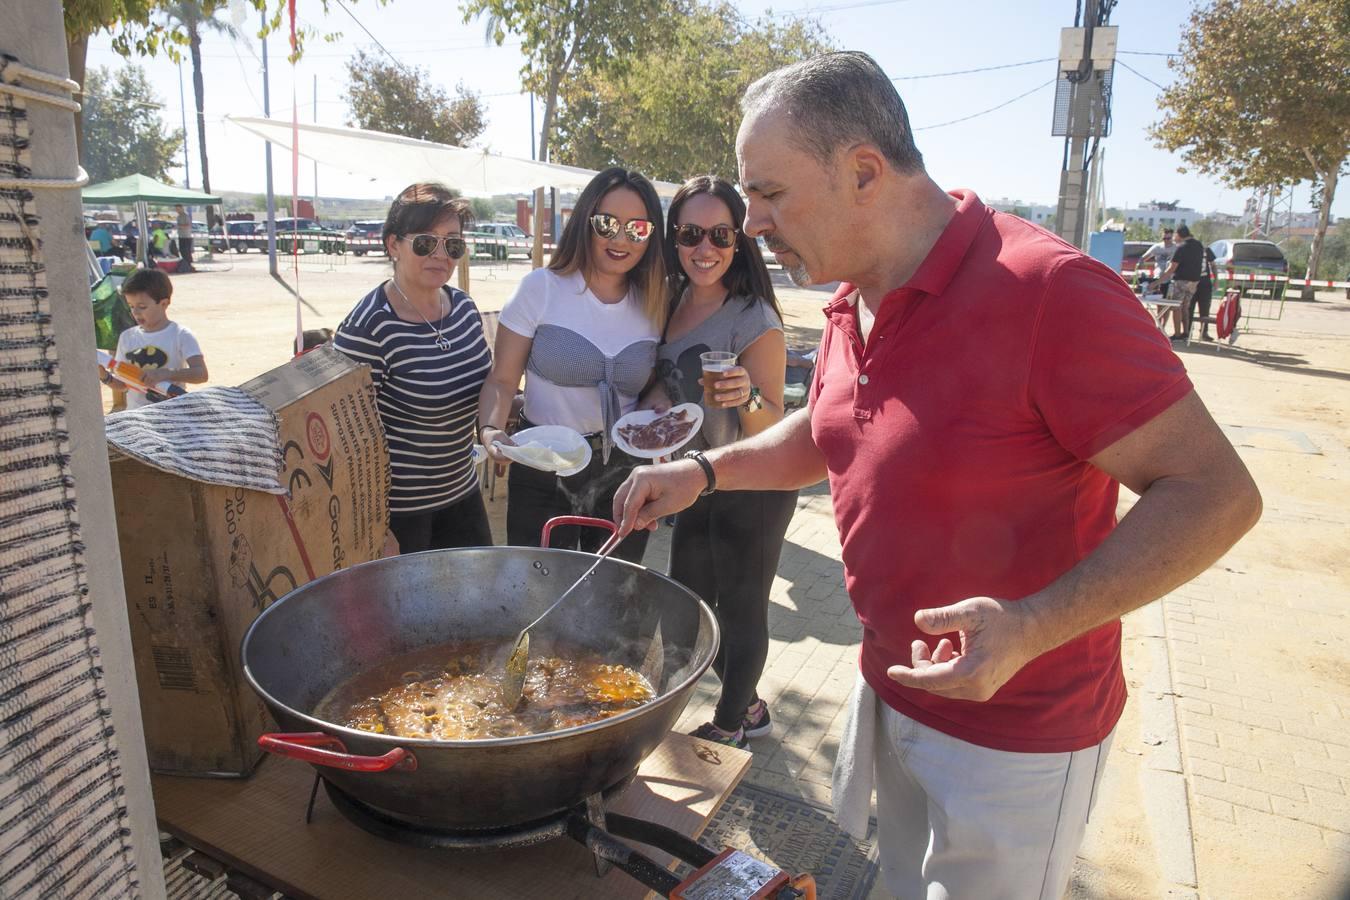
[241,546,720,751]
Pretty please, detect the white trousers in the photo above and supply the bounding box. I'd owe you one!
[835,674,1114,900]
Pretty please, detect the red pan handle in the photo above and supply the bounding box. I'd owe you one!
[258,732,417,773]
[540,516,618,548]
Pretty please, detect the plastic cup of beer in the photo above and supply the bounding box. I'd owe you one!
[700,351,738,408]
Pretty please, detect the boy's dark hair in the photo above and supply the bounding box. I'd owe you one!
[122,267,173,302]
[1175,224,1192,238]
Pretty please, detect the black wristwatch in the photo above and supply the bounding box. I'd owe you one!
[686,449,717,496]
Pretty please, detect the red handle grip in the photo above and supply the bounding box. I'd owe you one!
[258,732,417,773]
[539,515,618,548]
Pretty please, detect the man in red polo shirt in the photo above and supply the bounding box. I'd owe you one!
[615,52,1261,898]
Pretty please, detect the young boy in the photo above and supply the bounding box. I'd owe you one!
[106,268,208,410]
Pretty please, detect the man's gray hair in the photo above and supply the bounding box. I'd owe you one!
[741,51,924,174]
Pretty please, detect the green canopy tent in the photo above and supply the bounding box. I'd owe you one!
[82,174,222,267]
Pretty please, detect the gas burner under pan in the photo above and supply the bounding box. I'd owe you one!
[311,777,814,899]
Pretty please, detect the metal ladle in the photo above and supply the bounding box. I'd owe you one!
[501,529,625,709]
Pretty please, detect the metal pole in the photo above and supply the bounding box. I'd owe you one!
[312,74,319,214]
[530,92,536,160]
[262,9,278,276]
[177,62,190,189]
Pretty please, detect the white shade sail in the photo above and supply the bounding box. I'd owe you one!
[225,116,681,199]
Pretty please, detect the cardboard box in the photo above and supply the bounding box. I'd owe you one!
[112,346,388,776]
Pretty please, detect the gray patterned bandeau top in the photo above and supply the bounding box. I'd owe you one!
[527,323,657,462]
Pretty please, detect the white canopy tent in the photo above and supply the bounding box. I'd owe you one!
[225,116,682,200]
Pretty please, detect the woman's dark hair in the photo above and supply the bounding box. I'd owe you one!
[383,182,474,251]
[549,167,667,329]
[665,175,781,321]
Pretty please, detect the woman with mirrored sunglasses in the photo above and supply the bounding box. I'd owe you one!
[477,167,667,562]
[334,182,493,555]
[650,175,797,750]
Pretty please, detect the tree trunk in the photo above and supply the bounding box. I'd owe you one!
[189,27,217,230]
[538,84,558,164]
[67,33,88,162]
[1302,164,1339,300]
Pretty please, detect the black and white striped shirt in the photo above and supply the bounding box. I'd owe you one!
[334,283,491,514]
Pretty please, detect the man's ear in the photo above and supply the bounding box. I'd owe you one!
[848,144,887,205]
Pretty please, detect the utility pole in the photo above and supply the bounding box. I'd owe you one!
[261,8,278,276]
[312,74,319,215]
[1051,0,1117,249]
[177,62,190,189]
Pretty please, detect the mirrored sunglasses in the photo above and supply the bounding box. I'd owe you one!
[672,223,738,250]
[589,213,654,244]
[407,233,467,259]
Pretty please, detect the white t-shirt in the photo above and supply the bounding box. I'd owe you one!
[498,268,659,434]
[114,321,202,409]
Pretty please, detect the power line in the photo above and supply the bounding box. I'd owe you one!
[894,57,1054,81]
[1118,49,1180,57]
[769,0,914,15]
[1116,59,1168,91]
[913,77,1056,130]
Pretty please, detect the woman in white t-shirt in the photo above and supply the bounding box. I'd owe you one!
[478,167,667,560]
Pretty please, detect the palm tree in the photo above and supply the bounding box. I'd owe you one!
[163,2,238,231]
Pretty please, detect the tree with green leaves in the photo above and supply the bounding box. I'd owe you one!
[1151,0,1349,297]
[81,65,185,183]
[64,0,389,160]
[462,0,674,163]
[344,50,487,146]
[551,4,833,181]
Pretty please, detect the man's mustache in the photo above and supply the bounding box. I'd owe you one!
[763,235,794,254]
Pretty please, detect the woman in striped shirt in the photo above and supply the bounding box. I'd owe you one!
[334,183,493,553]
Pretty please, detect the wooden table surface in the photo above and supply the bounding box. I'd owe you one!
[152,732,752,900]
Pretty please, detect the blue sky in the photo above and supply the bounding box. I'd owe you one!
[86,0,1345,219]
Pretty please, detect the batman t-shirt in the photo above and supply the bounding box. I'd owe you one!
[114,321,202,409]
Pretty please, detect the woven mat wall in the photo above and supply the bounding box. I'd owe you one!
[0,78,141,896]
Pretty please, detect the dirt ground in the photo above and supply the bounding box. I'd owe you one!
[109,249,1350,898]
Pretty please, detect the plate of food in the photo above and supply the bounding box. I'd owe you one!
[497,425,592,477]
[611,403,704,459]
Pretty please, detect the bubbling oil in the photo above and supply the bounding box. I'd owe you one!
[314,639,655,740]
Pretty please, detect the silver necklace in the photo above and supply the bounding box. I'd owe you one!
[389,278,452,351]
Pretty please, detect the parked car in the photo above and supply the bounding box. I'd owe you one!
[273,217,347,255]
[212,220,261,253]
[469,222,531,260]
[345,220,385,256]
[1121,240,1152,275]
[1209,239,1288,299]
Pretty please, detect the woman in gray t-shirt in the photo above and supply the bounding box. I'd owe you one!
[655,176,798,750]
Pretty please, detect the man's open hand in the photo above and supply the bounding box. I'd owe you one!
[612,460,705,537]
[885,596,1043,702]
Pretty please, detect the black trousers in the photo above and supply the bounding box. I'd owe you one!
[506,447,650,562]
[669,488,798,731]
[1188,276,1214,331]
[389,488,493,554]
[179,236,194,266]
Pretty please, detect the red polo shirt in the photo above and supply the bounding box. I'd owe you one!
[810,190,1192,752]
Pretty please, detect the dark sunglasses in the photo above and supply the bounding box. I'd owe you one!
[405,233,467,259]
[589,213,654,243]
[672,223,738,250]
